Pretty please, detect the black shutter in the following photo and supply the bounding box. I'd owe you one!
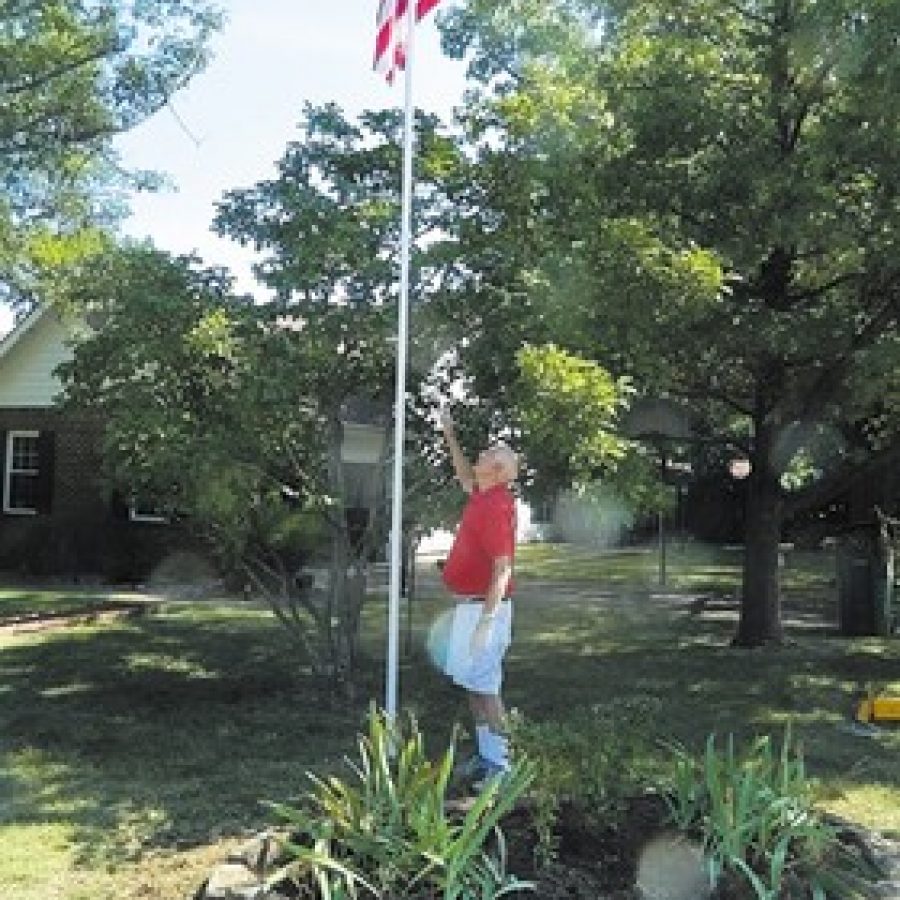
[36,430,55,514]
[0,430,6,512]
[110,488,130,521]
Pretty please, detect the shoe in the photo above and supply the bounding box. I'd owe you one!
[472,761,509,793]
[454,753,490,781]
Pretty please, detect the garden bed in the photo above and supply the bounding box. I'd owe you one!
[195,797,661,900]
[197,791,899,899]
[499,794,668,899]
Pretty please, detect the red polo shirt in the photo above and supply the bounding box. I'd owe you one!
[442,484,516,597]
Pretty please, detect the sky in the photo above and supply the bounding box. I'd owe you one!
[0,0,467,335]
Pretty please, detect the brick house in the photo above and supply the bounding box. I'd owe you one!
[0,305,174,579]
[0,306,392,580]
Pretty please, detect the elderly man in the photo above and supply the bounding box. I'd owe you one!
[439,410,518,782]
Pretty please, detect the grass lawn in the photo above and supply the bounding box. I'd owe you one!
[1,543,898,899]
[515,539,836,592]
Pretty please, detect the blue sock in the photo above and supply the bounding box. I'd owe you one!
[480,728,509,770]
[475,724,490,759]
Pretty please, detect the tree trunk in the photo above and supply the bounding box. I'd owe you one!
[734,439,785,646]
[322,413,371,701]
[328,528,352,695]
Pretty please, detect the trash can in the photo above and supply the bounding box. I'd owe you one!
[835,523,894,637]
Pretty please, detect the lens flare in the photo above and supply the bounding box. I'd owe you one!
[553,484,635,549]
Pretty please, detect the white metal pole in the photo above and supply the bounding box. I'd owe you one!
[386,0,417,723]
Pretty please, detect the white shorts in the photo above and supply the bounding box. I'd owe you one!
[442,600,512,696]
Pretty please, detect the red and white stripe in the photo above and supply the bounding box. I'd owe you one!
[374,0,442,83]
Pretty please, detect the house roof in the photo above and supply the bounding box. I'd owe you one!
[0,304,51,360]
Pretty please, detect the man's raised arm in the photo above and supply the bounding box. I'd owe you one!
[440,409,474,494]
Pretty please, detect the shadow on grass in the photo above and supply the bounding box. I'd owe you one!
[387,586,899,833]
[487,594,900,823]
[0,606,368,868]
[1,584,898,876]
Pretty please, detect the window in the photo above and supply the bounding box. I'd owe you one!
[128,497,168,525]
[4,430,40,514]
[110,489,167,524]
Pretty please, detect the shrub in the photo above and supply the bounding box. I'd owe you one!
[664,727,875,899]
[509,696,666,868]
[266,707,535,899]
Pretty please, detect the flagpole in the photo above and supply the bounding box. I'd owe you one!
[386,0,417,723]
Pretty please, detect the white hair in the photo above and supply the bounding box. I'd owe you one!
[489,445,519,482]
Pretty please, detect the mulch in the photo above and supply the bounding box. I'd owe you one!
[498,794,668,899]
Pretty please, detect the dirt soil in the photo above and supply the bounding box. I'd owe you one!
[496,799,896,900]
[498,795,668,899]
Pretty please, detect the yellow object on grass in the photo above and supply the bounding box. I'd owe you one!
[855,695,900,723]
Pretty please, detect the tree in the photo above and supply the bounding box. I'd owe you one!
[60,245,395,696]
[62,105,467,695]
[514,344,670,516]
[1,0,221,310]
[440,0,900,644]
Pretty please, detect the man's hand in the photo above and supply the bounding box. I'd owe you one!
[470,614,494,656]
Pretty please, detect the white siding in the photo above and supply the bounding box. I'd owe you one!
[0,312,73,408]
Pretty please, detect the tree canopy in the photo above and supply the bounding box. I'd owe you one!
[437,0,900,644]
[0,0,221,310]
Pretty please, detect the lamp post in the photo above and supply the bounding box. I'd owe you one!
[340,414,388,550]
[621,399,694,586]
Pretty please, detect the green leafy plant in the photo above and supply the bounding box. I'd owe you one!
[266,706,535,899]
[509,697,665,868]
[664,727,876,899]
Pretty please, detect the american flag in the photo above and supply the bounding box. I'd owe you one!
[374,0,442,83]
